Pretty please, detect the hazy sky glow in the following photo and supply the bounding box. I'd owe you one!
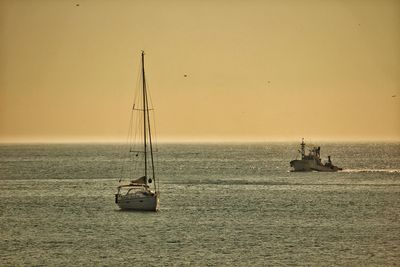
[1,0,399,142]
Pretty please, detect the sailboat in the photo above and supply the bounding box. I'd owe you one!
[115,51,160,211]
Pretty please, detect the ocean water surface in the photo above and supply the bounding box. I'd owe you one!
[0,142,399,266]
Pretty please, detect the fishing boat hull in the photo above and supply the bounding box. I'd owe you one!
[290,159,342,172]
[115,193,159,211]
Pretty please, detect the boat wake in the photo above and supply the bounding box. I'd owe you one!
[342,169,400,174]
[169,179,290,186]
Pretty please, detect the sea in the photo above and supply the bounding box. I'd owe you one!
[0,142,399,266]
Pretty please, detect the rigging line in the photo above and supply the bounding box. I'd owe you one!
[127,108,135,149]
[144,62,160,193]
[146,79,158,152]
[153,121,159,193]
[141,53,156,187]
[120,67,140,184]
[135,114,143,173]
[132,73,144,153]
[142,64,159,151]
[118,142,126,183]
[141,51,148,179]
[132,70,142,152]
[145,78,160,193]
[131,55,141,139]
[128,55,142,159]
[125,75,142,180]
[151,101,159,153]
[124,115,132,182]
[132,57,142,111]
[140,52,157,191]
[120,55,146,183]
[145,71,160,156]
[120,107,133,183]
[119,107,135,183]
[123,109,138,183]
[131,103,140,153]
[150,101,159,190]
[129,93,141,180]
[119,54,146,183]
[144,74,156,192]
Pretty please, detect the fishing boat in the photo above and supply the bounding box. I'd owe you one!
[290,138,342,172]
[115,51,159,211]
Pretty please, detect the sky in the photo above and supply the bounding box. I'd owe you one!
[1,0,399,142]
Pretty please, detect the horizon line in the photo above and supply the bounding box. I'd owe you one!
[1,136,399,144]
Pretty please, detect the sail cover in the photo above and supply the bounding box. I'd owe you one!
[131,176,147,185]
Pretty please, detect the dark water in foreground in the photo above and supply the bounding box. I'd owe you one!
[0,143,399,266]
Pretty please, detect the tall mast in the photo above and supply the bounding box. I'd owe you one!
[141,51,147,179]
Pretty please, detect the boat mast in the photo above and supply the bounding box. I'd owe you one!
[141,51,147,179]
[301,138,305,159]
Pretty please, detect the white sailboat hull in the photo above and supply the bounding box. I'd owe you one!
[116,193,159,211]
[115,52,160,212]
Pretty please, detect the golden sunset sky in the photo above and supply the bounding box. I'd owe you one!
[1,0,399,142]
